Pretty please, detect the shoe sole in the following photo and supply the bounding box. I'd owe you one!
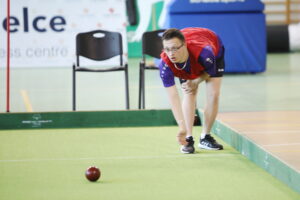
[180,147,195,154]
[198,144,223,150]
[180,150,195,154]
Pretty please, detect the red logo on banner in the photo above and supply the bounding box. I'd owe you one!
[109,8,114,13]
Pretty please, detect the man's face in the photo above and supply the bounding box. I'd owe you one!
[163,38,186,63]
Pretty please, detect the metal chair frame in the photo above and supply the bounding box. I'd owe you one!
[138,29,165,109]
[72,30,129,110]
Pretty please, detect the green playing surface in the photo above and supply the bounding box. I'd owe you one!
[0,126,299,200]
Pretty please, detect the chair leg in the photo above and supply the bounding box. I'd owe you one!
[138,63,143,109]
[72,64,76,111]
[141,66,145,109]
[125,64,130,109]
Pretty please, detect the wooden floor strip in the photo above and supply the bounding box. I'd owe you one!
[217,111,300,172]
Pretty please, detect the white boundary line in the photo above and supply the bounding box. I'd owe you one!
[263,143,300,147]
[0,153,237,163]
[243,130,300,135]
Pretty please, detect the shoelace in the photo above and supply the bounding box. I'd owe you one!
[205,135,216,143]
[186,137,194,146]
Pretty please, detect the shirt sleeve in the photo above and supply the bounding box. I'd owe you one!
[198,46,216,76]
[216,35,224,58]
[158,60,175,87]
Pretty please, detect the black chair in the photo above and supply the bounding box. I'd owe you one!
[72,30,129,111]
[138,29,165,109]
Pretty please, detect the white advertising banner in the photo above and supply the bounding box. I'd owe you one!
[0,0,128,68]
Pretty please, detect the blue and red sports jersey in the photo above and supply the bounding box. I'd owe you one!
[159,29,224,87]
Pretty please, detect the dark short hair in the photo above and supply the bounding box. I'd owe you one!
[162,28,185,42]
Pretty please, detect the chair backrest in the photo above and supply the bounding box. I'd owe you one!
[76,30,123,65]
[142,29,165,60]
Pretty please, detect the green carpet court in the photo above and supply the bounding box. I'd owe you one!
[0,111,299,200]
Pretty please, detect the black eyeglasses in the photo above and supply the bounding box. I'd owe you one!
[163,43,184,53]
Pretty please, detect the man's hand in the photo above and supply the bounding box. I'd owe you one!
[177,129,187,145]
[181,73,210,94]
[181,79,200,94]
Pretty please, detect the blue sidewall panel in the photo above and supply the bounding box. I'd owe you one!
[166,13,266,73]
[169,0,264,13]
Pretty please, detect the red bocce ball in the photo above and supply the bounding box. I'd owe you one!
[85,166,101,182]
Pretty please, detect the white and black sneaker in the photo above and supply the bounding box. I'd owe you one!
[181,136,195,154]
[199,134,223,150]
